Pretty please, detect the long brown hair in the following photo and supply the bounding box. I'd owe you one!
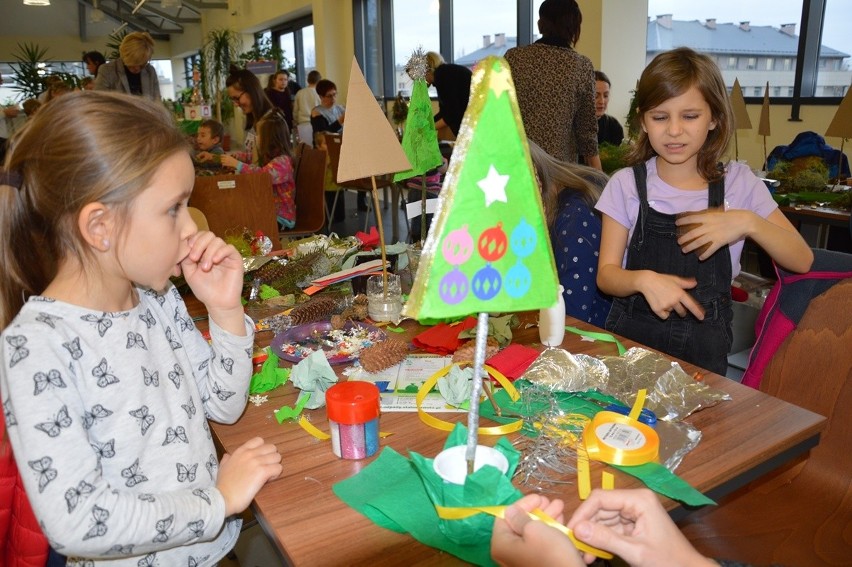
[255,108,294,165]
[0,91,189,328]
[226,65,273,131]
[529,140,608,228]
[626,47,733,182]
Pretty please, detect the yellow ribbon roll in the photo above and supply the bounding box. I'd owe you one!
[582,411,659,466]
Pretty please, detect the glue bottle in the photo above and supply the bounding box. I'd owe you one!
[539,285,566,347]
[326,381,381,459]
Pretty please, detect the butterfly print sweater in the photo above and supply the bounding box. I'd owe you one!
[0,284,254,567]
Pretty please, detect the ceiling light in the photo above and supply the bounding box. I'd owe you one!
[90,8,105,22]
[162,0,181,7]
[23,0,51,5]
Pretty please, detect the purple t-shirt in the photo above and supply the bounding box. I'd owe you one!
[595,157,778,278]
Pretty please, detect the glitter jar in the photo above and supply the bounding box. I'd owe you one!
[326,382,381,459]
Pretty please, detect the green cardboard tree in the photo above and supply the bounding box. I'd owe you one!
[394,49,444,243]
[403,55,559,474]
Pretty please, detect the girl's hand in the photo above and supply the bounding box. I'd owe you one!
[639,271,705,320]
[492,494,585,567]
[567,489,717,567]
[219,154,240,170]
[196,151,213,163]
[217,437,283,516]
[676,209,752,261]
[180,231,246,333]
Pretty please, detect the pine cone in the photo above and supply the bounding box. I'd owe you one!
[452,337,500,364]
[359,339,409,373]
[289,295,339,325]
[329,313,347,330]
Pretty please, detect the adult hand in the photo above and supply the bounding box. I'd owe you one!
[638,271,705,320]
[567,489,717,567]
[491,494,585,567]
[217,437,282,516]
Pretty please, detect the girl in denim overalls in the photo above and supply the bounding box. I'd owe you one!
[595,48,812,376]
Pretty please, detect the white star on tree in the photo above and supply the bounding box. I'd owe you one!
[477,165,509,207]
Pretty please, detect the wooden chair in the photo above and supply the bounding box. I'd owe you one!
[187,206,209,231]
[189,172,278,241]
[284,145,327,239]
[324,132,396,231]
[678,278,852,566]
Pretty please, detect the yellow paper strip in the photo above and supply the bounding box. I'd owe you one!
[434,505,612,559]
[602,471,615,490]
[416,363,523,435]
[298,416,331,440]
[628,388,647,422]
[577,452,591,500]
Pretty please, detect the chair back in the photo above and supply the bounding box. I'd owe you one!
[286,146,327,237]
[189,172,278,241]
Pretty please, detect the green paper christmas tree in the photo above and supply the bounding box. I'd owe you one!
[403,56,559,321]
[393,77,443,182]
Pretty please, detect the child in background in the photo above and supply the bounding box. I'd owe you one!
[22,98,41,118]
[194,119,225,169]
[596,47,812,375]
[221,108,296,229]
[0,91,282,566]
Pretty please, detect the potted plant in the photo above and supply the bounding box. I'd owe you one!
[202,28,243,123]
[9,42,50,101]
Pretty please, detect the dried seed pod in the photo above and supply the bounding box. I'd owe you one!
[452,337,500,364]
[359,339,409,373]
[288,295,339,325]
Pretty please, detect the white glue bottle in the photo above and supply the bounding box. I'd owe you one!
[539,285,566,347]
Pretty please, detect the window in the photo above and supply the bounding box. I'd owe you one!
[453,0,517,67]
[392,0,439,96]
[754,87,763,96]
[270,16,315,89]
[648,0,850,108]
[184,53,201,88]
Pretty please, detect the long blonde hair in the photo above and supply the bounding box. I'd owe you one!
[0,91,189,328]
[528,140,608,227]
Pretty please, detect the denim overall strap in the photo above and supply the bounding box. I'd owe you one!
[604,164,734,375]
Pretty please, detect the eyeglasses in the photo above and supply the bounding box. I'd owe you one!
[229,91,246,103]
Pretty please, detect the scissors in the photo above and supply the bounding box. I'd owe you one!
[580,397,658,426]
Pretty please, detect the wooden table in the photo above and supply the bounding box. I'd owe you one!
[780,204,851,249]
[200,310,826,566]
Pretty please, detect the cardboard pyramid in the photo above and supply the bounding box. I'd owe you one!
[337,57,411,182]
[402,56,558,321]
[826,87,852,139]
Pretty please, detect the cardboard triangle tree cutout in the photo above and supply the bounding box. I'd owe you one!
[759,83,771,168]
[730,78,751,161]
[338,57,411,182]
[338,57,411,285]
[403,56,559,321]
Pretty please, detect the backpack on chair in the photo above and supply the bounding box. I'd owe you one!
[742,248,852,389]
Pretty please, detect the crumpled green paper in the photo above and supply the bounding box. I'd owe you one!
[333,423,522,566]
[436,365,473,406]
[290,350,338,409]
[249,349,290,394]
[458,313,519,347]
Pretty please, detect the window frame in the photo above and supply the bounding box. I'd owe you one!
[351,0,845,113]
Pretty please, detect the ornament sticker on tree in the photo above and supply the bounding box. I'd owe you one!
[402,56,559,320]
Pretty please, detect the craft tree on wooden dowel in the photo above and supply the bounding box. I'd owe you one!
[403,55,559,473]
[337,57,412,290]
[730,78,752,162]
[394,48,444,244]
[759,82,771,170]
[825,87,852,189]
